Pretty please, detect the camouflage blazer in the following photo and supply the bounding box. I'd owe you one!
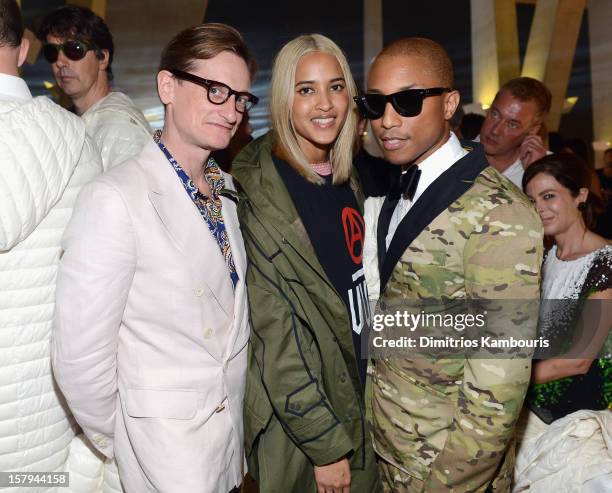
[370,143,544,492]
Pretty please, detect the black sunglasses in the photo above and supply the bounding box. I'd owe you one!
[42,39,97,63]
[169,69,258,113]
[354,87,452,119]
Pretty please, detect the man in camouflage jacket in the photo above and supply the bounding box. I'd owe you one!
[359,38,544,492]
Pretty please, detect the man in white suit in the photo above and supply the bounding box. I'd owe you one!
[53,23,258,493]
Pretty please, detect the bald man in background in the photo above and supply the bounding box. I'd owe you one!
[358,38,543,492]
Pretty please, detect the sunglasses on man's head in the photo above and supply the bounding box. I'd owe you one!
[42,39,97,63]
[354,87,452,120]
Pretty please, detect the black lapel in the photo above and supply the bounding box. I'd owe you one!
[377,196,398,273]
[379,143,489,292]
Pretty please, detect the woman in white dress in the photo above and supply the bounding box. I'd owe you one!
[513,152,612,492]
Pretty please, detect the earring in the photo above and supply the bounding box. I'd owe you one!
[578,202,586,211]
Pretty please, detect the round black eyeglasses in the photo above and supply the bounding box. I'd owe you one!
[170,69,258,113]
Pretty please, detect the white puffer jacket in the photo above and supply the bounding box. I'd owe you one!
[514,410,612,492]
[81,91,152,171]
[0,96,119,492]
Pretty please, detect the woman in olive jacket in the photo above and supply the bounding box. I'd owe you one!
[231,34,381,493]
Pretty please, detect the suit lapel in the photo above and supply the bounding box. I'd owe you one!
[219,180,249,359]
[379,145,488,292]
[144,141,235,317]
[221,196,246,289]
[377,196,399,274]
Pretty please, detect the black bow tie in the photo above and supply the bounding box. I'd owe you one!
[388,165,421,201]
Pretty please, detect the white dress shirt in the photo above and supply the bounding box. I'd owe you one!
[501,157,524,188]
[473,134,525,188]
[386,132,468,249]
[0,73,32,102]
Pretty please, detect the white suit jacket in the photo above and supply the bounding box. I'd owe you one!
[53,140,249,492]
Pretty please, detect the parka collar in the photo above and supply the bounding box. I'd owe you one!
[232,133,334,288]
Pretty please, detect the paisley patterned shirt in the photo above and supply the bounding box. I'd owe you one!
[154,131,239,288]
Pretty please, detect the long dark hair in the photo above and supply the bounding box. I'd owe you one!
[522,152,604,229]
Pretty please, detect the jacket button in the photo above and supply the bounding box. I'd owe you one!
[340,374,347,383]
[195,287,204,297]
[204,328,213,339]
[92,434,107,447]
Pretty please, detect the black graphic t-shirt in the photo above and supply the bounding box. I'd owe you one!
[274,157,370,386]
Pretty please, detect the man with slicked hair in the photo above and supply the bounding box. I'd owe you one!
[53,23,257,493]
[359,38,544,492]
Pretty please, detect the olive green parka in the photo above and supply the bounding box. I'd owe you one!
[230,133,381,493]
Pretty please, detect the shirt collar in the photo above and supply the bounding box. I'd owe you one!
[504,156,523,174]
[153,130,226,198]
[412,131,468,203]
[501,156,525,188]
[0,73,32,102]
[203,158,226,196]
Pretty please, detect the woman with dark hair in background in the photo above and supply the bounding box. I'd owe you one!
[513,153,612,492]
[232,34,381,493]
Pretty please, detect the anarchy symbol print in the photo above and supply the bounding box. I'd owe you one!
[342,207,365,265]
